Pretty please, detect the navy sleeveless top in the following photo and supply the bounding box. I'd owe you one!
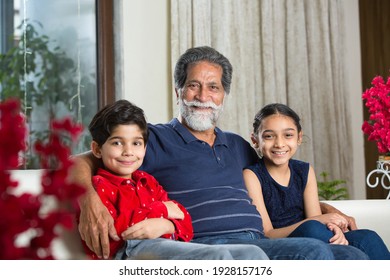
[246,158,309,228]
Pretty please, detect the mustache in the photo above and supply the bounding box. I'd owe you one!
[183,100,221,110]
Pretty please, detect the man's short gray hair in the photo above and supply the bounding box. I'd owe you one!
[174,46,233,95]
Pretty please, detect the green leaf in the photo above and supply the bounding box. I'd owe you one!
[317,171,349,200]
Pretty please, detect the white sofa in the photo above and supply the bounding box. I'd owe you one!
[8,169,390,259]
[323,199,390,248]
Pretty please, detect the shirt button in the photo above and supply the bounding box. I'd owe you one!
[126,180,131,184]
[217,157,220,161]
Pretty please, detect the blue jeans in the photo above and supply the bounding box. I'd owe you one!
[192,231,369,260]
[115,238,269,260]
[289,220,390,260]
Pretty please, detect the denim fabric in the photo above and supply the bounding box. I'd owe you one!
[289,220,389,260]
[115,238,269,260]
[345,229,390,260]
[289,220,333,242]
[192,231,369,260]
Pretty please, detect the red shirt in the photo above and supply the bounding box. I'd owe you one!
[84,168,193,259]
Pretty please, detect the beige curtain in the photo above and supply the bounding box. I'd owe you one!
[170,0,353,196]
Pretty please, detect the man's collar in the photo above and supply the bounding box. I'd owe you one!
[169,118,228,146]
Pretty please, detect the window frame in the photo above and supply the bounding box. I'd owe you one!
[96,0,115,108]
[0,0,14,53]
[1,0,115,108]
[0,0,116,169]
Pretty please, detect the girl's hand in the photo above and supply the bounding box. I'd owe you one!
[340,214,357,231]
[121,218,174,240]
[163,201,184,220]
[320,202,358,230]
[318,213,349,232]
[327,223,349,245]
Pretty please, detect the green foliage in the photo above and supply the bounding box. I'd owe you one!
[317,171,349,200]
[0,20,95,168]
[0,20,77,115]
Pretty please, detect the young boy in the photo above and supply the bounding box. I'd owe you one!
[83,99,268,260]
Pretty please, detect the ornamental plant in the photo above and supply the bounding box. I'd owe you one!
[317,171,348,201]
[362,74,390,154]
[0,98,85,259]
[0,20,95,169]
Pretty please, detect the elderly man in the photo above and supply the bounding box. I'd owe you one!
[74,46,367,260]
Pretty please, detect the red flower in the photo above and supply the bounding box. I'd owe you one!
[362,74,390,154]
[0,98,27,170]
[0,98,85,259]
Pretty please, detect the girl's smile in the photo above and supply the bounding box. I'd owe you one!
[253,114,302,167]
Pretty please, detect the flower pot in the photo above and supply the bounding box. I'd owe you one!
[378,155,390,161]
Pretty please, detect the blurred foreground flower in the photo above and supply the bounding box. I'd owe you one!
[0,98,85,259]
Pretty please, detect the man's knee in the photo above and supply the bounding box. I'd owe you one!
[201,247,234,260]
[299,238,334,260]
[272,237,334,260]
[225,245,269,260]
[330,244,369,260]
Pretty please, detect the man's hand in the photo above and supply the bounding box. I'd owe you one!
[341,214,357,230]
[320,202,358,230]
[317,213,349,232]
[78,191,120,259]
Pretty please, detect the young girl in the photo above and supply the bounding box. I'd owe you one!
[244,103,390,260]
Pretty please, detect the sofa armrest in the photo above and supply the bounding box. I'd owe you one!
[323,199,390,249]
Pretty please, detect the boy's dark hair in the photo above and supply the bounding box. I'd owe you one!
[253,103,302,135]
[88,99,148,146]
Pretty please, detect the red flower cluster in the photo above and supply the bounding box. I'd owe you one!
[362,75,390,154]
[0,98,85,259]
[0,98,27,170]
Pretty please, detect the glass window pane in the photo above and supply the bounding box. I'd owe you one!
[0,0,97,169]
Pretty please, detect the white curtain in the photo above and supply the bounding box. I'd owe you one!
[170,0,353,196]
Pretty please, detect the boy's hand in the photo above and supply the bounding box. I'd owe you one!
[121,218,174,239]
[163,201,185,220]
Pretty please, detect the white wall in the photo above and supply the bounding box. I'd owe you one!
[117,0,365,199]
[115,0,172,125]
[343,0,365,199]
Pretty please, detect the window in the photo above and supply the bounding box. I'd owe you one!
[0,0,115,169]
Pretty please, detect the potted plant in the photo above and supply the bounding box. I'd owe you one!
[362,74,390,159]
[317,171,348,201]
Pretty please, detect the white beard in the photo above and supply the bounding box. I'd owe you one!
[179,99,224,131]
